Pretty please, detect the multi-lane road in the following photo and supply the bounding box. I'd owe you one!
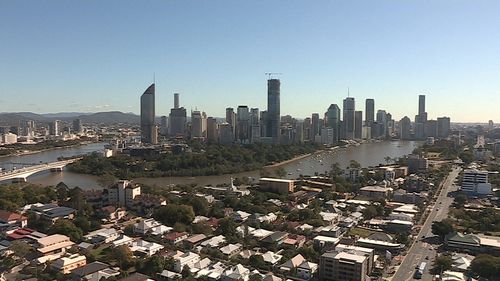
[390,166,462,281]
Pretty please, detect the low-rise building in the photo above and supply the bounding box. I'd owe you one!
[259,178,295,194]
[220,243,242,259]
[359,186,393,199]
[0,210,27,230]
[36,234,75,263]
[51,254,87,274]
[319,251,369,281]
[84,228,119,244]
[129,239,164,256]
[174,252,201,273]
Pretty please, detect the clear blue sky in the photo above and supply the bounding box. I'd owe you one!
[1,1,499,122]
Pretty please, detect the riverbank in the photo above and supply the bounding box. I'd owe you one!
[0,140,97,159]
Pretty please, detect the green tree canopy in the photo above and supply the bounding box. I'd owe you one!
[153,204,195,226]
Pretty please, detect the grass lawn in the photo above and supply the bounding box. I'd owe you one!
[348,227,377,238]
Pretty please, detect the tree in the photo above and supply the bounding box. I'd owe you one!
[431,219,455,240]
[74,215,91,233]
[56,182,69,204]
[362,205,378,220]
[49,219,83,242]
[111,245,133,269]
[349,160,361,169]
[454,194,468,208]
[471,254,500,279]
[249,255,268,271]
[138,256,165,276]
[275,167,287,179]
[249,274,263,281]
[9,240,31,258]
[153,204,195,226]
[434,255,452,272]
[217,218,238,241]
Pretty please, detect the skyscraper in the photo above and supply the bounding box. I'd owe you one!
[326,104,341,142]
[206,117,218,142]
[365,99,374,126]
[343,97,355,140]
[191,110,207,138]
[354,111,363,139]
[226,107,236,141]
[237,105,250,143]
[72,119,82,134]
[169,93,187,137]
[140,84,157,144]
[266,79,281,143]
[437,117,451,138]
[376,110,388,138]
[400,116,411,140]
[419,94,425,116]
[311,113,320,141]
[174,93,179,109]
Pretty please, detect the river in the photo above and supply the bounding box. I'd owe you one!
[0,140,420,189]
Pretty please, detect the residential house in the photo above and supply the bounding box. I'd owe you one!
[30,203,76,223]
[220,243,242,259]
[261,231,289,246]
[35,234,75,263]
[129,239,164,256]
[173,252,201,273]
[0,210,27,230]
[84,228,119,244]
[220,264,251,281]
[99,206,126,222]
[51,254,87,274]
[297,260,318,280]
[165,232,188,244]
[184,234,207,248]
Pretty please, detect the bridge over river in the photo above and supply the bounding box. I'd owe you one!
[0,158,81,183]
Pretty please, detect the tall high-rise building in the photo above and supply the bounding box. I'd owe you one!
[437,117,451,138]
[303,117,311,141]
[206,117,218,142]
[226,107,236,140]
[72,119,82,134]
[160,116,168,135]
[416,94,428,123]
[174,93,179,109]
[343,97,355,140]
[365,99,375,126]
[400,116,412,140]
[311,113,320,140]
[266,79,281,143]
[376,110,388,138]
[191,111,207,138]
[354,111,363,139]
[419,94,425,116]
[326,104,341,142]
[140,84,157,144]
[48,120,60,136]
[237,105,250,143]
[169,93,187,137]
[250,108,260,143]
[424,119,438,138]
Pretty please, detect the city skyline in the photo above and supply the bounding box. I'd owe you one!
[1,1,500,122]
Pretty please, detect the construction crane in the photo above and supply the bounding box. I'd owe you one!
[265,72,282,79]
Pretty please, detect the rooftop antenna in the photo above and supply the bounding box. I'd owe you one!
[348,87,350,97]
[153,73,156,84]
[265,72,282,79]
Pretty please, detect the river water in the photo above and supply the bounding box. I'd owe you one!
[0,141,420,189]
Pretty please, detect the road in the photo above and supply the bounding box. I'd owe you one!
[390,166,461,281]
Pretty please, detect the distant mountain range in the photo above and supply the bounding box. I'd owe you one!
[0,111,140,126]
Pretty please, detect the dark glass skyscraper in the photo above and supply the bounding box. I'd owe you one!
[266,79,280,143]
[418,94,425,115]
[343,97,355,140]
[140,83,157,144]
[365,98,374,125]
[326,104,341,141]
